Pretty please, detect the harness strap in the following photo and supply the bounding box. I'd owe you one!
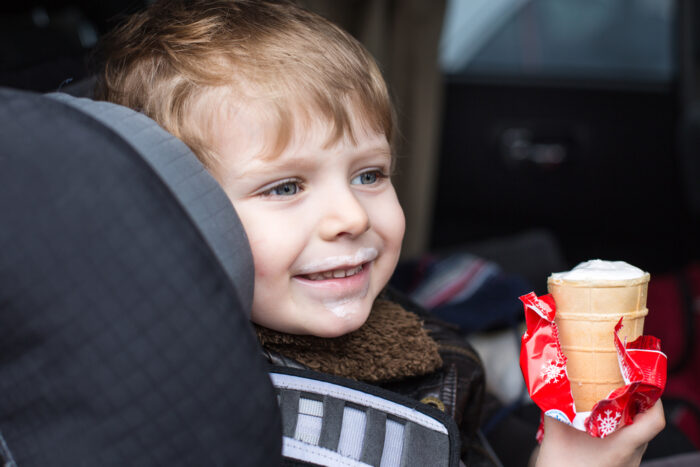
[270,367,460,467]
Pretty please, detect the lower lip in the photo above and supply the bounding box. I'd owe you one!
[292,262,372,299]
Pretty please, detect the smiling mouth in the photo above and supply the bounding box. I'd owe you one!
[303,264,365,281]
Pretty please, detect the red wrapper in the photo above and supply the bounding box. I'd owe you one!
[519,292,667,438]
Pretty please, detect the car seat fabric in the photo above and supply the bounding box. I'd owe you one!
[0,88,282,465]
[46,92,255,314]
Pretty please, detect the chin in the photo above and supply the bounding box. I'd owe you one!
[310,305,371,338]
[314,322,361,338]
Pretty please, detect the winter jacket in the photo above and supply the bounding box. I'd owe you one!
[258,287,501,466]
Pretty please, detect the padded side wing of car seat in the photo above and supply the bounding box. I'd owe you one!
[47,92,255,314]
[0,88,281,466]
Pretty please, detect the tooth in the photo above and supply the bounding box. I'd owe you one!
[306,265,365,280]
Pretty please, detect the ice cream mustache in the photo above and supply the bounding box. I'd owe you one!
[297,247,377,318]
[548,259,650,412]
[296,247,378,275]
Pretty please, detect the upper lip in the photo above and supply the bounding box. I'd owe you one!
[295,247,378,275]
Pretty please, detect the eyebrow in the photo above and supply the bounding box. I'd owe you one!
[235,155,316,180]
[237,145,392,179]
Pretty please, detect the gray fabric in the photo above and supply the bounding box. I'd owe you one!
[46,92,255,316]
[0,87,281,466]
[280,390,301,438]
[400,421,450,467]
[360,408,387,466]
[0,431,15,467]
[319,395,345,451]
[272,370,457,466]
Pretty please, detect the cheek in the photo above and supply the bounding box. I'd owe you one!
[391,203,406,247]
[246,227,292,282]
[249,240,274,279]
[234,203,306,280]
[233,206,280,279]
[372,193,405,252]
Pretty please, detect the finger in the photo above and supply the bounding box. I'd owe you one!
[604,399,665,447]
[620,399,666,442]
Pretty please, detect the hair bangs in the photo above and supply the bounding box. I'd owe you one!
[95,0,397,170]
[253,62,395,161]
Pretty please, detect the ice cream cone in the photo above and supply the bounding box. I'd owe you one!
[547,274,650,412]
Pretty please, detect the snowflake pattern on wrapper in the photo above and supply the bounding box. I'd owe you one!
[596,409,622,437]
[540,355,566,385]
[520,291,667,438]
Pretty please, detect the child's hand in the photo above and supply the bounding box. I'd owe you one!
[534,400,665,467]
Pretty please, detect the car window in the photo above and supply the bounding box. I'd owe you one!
[440,0,675,84]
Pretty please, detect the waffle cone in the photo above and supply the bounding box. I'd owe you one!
[547,274,650,411]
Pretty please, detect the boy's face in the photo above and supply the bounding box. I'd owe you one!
[212,104,405,337]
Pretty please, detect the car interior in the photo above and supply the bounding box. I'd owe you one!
[2,0,700,465]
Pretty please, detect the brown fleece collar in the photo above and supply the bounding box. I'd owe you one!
[256,299,442,383]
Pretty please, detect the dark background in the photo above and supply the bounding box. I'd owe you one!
[0,1,146,92]
[431,0,699,275]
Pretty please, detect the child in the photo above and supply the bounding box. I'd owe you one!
[94,1,664,465]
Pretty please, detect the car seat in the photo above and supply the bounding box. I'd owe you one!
[0,88,467,466]
[0,88,282,466]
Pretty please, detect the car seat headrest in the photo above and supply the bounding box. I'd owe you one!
[0,88,280,466]
[46,92,255,314]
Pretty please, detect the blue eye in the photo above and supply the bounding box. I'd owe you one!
[263,180,300,197]
[351,170,383,185]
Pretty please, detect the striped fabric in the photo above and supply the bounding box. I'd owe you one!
[410,254,499,309]
[271,371,457,467]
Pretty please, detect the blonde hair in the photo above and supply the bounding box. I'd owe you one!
[94,0,396,171]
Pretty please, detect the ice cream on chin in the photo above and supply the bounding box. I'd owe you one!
[548,260,650,412]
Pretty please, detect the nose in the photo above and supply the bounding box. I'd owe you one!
[318,187,370,241]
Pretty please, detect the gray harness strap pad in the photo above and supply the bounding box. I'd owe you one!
[270,367,460,467]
